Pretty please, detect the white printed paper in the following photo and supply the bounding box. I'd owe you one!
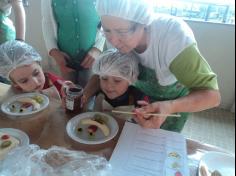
[110,122,189,176]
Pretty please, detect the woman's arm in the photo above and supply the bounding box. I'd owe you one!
[134,89,220,129]
[93,29,106,53]
[171,89,220,113]
[168,44,221,113]
[80,30,106,69]
[11,0,25,40]
[134,44,221,128]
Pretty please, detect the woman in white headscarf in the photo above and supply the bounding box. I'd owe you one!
[83,0,221,132]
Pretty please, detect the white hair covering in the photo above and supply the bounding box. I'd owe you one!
[93,49,139,84]
[0,40,42,80]
[96,0,155,25]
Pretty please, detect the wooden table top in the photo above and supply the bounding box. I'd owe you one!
[0,87,231,175]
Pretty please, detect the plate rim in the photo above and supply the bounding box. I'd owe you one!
[0,128,30,146]
[1,92,49,117]
[66,111,119,145]
[198,151,235,176]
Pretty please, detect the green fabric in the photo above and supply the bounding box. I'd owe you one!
[170,44,219,90]
[52,0,99,60]
[134,64,189,132]
[0,11,15,44]
[135,65,189,101]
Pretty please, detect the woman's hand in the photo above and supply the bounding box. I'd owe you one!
[49,49,74,74]
[80,47,101,69]
[134,100,174,129]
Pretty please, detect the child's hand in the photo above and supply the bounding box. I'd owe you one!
[80,94,88,108]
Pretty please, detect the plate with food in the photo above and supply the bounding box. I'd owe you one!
[198,151,235,176]
[0,128,30,160]
[66,112,119,145]
[1,93,49,117]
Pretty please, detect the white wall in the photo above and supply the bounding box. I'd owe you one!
[18,0,235,110]
[24,0,51,70]
[186,21,235,110]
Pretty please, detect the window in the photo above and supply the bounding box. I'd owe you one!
[154,0,235,25]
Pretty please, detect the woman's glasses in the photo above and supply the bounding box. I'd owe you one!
[101,23,138,40]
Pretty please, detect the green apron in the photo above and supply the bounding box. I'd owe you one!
[134,64,190,132]
[0,10,15,44]
[52,0,99,60]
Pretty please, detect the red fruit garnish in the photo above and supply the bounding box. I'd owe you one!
[1,134,10,140]
[175,171,183,176]
[88,125,98,133]
[21,102,33,108]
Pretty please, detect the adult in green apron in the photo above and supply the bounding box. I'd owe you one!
[83,0,221,132]
[41,0,105,87]
[0,0,25,84]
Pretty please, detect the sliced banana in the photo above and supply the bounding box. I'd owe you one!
[17,97,41,110]
[81,119,110,137]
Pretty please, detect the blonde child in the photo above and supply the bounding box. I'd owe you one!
[0,40,74,99]
[89,49,149,119]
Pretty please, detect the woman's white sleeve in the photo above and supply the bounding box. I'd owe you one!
[41,0,58,53]
[93,30,106,52]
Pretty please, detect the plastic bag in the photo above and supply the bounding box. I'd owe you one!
[0,145,112,176]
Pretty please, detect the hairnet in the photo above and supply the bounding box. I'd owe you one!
[96,0,154,25]
[93,49,139,84]
[0,40,42,80]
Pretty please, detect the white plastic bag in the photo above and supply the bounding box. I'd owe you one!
[0,145,112,176]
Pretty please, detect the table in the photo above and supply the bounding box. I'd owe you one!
[0,87,126,158]
[0,87,232,175]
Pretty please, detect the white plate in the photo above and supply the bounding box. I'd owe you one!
[199,151,235,176]
[0,128,30,146]
[1,93,49,118]
[66,112,119,145]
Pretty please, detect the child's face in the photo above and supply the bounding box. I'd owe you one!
[100,75,129,99]
[9,62,45,92]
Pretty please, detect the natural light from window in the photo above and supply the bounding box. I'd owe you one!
[153,0,235,24]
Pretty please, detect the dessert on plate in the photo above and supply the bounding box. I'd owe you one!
[0,132,20,160]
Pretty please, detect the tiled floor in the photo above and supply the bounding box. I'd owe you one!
[181,108,235,154]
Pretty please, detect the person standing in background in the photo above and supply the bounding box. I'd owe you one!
[0,0,26,83]
[0,0,25,43]
[41,0,105,87]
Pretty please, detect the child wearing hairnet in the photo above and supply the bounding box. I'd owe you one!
[0,40,74,99]
[91,49,149,120]
[0,0,26,84]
